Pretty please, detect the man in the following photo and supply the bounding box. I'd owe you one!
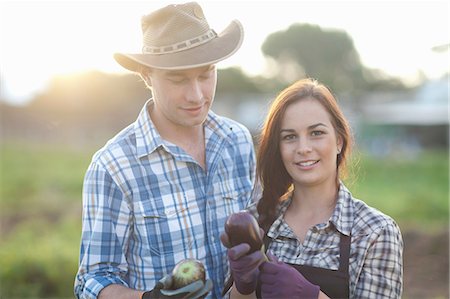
[74,2,256,298]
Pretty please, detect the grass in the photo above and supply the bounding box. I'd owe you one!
[348,150,449,232]
[0,142,448,298]
[0,142,91,298]
[1,142,89,208]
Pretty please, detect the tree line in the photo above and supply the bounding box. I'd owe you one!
[1,23,412,146]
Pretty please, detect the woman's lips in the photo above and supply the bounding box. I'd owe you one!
[295,159,319,169]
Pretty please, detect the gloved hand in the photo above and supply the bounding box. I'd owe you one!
[141,274,213,299]
[259,256,320,299]
[220,231,266,295]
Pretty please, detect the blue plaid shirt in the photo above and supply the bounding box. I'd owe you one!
[74,100,256,298]
[263,183,403,298]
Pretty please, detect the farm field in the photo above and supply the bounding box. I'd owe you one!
[0,142,448,298]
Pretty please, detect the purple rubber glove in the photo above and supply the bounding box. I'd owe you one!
[220,232,265,295]
[260,257,320,299]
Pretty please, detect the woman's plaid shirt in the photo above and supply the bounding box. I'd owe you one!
[264,183,403,298]
[74,100,256,299]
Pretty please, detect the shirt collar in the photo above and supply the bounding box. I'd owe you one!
[266,196,292,240]
[134,99,234,158]
[134,100,163,158]
[329,182,354,236]
[267,182,354,239]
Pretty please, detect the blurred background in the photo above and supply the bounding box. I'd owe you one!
[0,0,448,298]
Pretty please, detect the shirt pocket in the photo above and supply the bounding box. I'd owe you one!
[138,191,204,257]
[303,236,341,270]
[216,185,249,219]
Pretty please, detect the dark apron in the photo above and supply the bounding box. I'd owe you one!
[256,233,351,299]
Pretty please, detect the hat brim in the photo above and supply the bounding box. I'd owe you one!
[114,20,244,71]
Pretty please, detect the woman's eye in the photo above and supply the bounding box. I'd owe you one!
[282,134,296,140]
[311,130,325,136]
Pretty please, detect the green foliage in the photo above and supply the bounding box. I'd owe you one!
[216,67,263,93]
[262,24,364,92]
[0,142,448,297]
[1,142,89,210]
[0,219,80,298]
[0,143,89,298]
[349,150,449,231]
[261,23,407,93]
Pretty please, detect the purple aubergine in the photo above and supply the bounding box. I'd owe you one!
[225,211,263,253]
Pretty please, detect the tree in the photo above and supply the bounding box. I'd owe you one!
[216,67,263,94]
[261,23,404,94]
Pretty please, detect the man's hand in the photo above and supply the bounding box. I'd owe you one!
[141,274,213,299]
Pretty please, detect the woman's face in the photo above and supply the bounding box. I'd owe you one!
[279,98,342,189]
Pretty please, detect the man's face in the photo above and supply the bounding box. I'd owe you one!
[147,65,217,131]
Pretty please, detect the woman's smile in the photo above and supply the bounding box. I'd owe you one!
[295,159,320,169]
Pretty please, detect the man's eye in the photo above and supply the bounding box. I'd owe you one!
[199,72,212,80]
[169,78,186,84]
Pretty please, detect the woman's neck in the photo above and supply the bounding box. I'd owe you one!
[284,181,339,242]
[290,180,339,217]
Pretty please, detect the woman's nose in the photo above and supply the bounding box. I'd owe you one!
[296,138,312,154]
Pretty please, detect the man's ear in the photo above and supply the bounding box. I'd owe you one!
[145,76,152,87]
[140,67,153,87]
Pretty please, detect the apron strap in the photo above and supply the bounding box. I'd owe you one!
[338,233,351,273]
[264,231,351,274]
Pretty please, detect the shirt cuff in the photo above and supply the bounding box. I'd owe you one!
[81,275,129,299]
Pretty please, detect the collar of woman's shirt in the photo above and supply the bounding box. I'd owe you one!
[267,182,354,241]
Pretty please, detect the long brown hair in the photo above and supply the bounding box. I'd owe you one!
[256,78,352,231]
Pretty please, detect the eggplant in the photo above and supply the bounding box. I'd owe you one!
[224,211,263,253]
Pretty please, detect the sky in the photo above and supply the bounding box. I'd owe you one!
[0,0,449,105]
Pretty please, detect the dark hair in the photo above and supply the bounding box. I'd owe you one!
[256,78,352,231]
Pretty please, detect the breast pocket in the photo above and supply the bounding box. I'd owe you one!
[304,235,341,270]
[138,191,204,257]
[216,186,249,220]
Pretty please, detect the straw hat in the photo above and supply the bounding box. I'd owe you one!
[114,2,244,71]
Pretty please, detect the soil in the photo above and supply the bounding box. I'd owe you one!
[402,229,449,298]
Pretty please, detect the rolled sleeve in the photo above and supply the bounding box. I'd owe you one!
[75,271,129,299]
[74,161,132,298]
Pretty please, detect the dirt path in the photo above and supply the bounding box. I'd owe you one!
[402,229,449,298]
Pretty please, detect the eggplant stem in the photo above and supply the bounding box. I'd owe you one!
[260,245,269,262]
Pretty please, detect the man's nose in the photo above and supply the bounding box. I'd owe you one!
[186,81,202,102]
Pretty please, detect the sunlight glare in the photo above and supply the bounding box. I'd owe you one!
[0,0,448,105]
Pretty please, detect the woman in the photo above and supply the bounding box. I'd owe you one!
[222,78,403,298]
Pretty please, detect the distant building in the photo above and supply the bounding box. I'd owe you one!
[214,77,449,155]
[360,78,448,126]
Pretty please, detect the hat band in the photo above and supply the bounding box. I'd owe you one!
[142,29,217,55]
